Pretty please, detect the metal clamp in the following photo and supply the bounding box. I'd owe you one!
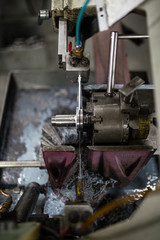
[119,76,145,103]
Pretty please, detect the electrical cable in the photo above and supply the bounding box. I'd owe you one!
[60,225,70,238]
[78,186,160,234]
[0,189,12,199]
[0,189,12,213]
[76,0,91,46]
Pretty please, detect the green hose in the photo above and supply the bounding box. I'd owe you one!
[76,0,91,46]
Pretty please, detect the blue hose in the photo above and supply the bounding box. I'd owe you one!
[76,0,91,46]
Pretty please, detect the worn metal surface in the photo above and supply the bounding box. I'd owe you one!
[87,145,153,184]
[43,169,114,217]
[0,75,77,187]
[52,0,146,27]
[43,147,77,188]
[43,155,158,218]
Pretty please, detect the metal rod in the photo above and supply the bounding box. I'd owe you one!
[0,161,43,168]
[118,34,149,39]
[78,75,82,110]
[106,31,119,96]
[84,84,154,91]
[51,115,76,127]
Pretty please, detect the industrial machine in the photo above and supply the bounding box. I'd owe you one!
[42,0,155,194]
[0,0,160,239]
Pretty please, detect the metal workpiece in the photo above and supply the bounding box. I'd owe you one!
[51,109,83,130]
[15,182,41,222]
[51,115,76,127]
[51,75,84,130]
[38,9,52,25]
[107,31,119,96]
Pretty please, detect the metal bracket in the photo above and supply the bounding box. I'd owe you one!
[96,0,109,32]
[58,18,68,68]
[119,76,145,103]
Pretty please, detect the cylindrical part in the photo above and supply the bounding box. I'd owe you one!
[118,34,149,39]
[51,115,76,127]
[14,182,40,222]
[93,93,129,144]
[38,9,51,20]
[107,31,119,96]
[0,161,42,168]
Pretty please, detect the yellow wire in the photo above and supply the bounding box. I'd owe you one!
[0,189,12,213]
[0,189,12,199]
[80,186,159,233]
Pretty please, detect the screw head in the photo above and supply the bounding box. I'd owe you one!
[70,57,79,67]
[81,57,89,67]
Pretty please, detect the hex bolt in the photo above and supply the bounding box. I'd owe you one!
[81,57,90,67]
[70,57,79,67]
[38,9,52,25]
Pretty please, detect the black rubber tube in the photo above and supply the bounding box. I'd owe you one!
[15,182,40,222]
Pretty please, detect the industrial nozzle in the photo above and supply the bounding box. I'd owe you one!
[76,177,84,201]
